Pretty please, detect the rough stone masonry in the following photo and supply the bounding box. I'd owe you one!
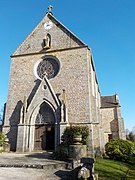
[3,6,126,154]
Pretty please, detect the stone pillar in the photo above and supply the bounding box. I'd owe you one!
[61,89,68,123]
[16,124,27,152]
[28,125,35,152]
[87,124,94,157]
[69,144,87,161]
[3,137,10,152]
[60,122,68,143]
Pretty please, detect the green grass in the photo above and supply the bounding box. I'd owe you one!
[94,156,135,180]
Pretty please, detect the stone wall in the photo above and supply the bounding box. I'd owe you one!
[4,47,93,126]
[101,107,120,145]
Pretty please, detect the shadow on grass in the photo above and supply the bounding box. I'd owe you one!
[126,156,135,179]
[94,157,131,180]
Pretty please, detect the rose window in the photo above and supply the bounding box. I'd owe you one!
[36,58,60,80]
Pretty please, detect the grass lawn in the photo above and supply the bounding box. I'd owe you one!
[94,156,135,180]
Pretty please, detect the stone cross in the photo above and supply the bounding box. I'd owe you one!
[48,5,53,14]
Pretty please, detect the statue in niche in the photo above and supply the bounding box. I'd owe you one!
[43,34,51,49]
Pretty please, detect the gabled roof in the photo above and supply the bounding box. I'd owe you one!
[101,94,120,108]
[11,12,86,57]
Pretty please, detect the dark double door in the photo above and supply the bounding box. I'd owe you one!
[34,125,55,151]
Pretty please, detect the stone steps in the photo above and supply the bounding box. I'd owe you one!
[0,152,72,179]
[0,152,72,170]
[0,162,70,170]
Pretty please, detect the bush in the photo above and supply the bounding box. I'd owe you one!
[105,139,132,161]
[0,132,6,146]
[128,141,135,156]
[132,142,135,156]
[62,125,89,146]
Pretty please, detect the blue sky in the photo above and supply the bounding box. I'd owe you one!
[0,0,135,130]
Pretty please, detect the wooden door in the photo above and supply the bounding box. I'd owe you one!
[34,125,46,150]
[108,134,113,142]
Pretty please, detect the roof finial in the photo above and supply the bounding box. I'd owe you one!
[115,92,120,104]
[47,5,53,15]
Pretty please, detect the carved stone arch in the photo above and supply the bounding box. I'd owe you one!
[27,99,59,151]
[29,99,57,126]
[22,75,61,152]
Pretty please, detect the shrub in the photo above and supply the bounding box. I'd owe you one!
[0,132,6,146]
[105,139,132,161]
[62,125,89,146]
[128,141,135,156]
[132,142,135,156]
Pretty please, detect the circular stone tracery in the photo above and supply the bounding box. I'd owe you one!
[36,58,60,80]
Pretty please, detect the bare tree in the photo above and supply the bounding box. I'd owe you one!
[126,126,135,142]
[132,126,135,133]
[126,129,130,140]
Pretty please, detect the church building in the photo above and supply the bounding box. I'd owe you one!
[3,6,126,153]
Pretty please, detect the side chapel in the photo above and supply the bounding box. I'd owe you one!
[3,6,126,153]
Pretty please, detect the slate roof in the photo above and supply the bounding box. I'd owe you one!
[101,94,120,108]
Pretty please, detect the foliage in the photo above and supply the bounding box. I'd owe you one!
[126,127,135,142]
[105,139,132,161]
[62,125,89,146]
[129,131,135,141]
[0,132,6,146]
[95,156,135,180]
[126,127,135,156]
[128,141,135,156]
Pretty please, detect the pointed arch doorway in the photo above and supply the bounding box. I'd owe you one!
[34,102,55,151]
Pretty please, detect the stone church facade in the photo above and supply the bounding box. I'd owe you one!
[3,7,125,153]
